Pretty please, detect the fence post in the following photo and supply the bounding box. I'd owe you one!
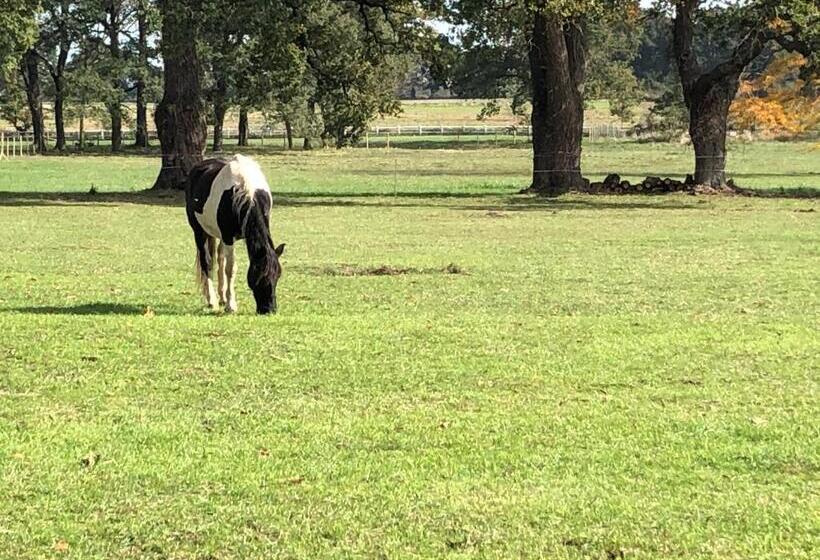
[365,130,369,149]
[0,132,4,159]
[386,131,390,150]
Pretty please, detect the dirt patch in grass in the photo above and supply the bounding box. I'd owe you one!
[308,263,466,277]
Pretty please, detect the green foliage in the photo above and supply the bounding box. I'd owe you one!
[448,1,645,122]
[0,69,31,131]
[0,0,39,73]
[585,7,643,121]
[64,53,114,128]
[642,83,688,138]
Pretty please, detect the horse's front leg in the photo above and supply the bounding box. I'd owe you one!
[223,243,238,313]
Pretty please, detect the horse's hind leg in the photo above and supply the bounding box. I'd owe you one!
[194,229,218,310]
[223,243,238,313]
[217,240,227,307]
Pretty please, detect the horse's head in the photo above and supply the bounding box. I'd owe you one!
[248,242,285,314]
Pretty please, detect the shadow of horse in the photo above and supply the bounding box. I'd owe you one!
[9,303,148,315]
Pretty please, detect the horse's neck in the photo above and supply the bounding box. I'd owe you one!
[243,204,271,253]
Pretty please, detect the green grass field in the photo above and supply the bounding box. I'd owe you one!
[1,139,818,195]
[0,143,818,558]
[6,99,643,133]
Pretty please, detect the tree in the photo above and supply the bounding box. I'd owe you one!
[200,0,251,152]
[729,51,819,137]
[450,1,638,196]
[0,0,39,73]
[1,0,44,151]
[65,38,111,150]
[35,0,82,151]
[133,0,157,148]
[672,0,817,187]
[152,0,206,189]
[21,48,47,153]
[0,70,32,132]
[292,0,429,148]
[585,7,643,122]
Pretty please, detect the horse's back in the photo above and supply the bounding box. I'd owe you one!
[187,158,228,215]
[187,155,270,244]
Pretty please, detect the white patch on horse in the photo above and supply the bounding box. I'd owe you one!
[194,154,271,240]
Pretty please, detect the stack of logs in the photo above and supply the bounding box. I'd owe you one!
[580,173,740,195]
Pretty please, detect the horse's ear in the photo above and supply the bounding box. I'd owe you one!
[274,243,286,256]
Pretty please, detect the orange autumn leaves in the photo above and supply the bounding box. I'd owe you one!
[730,52,819,137]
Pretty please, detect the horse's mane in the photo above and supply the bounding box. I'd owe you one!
[229,154,270,207]
[230,154,278,285]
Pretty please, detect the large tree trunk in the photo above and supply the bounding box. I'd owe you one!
[689,79,736,186]
[21,49,46,153]
[212,76,227,152]
[152,0,206,190]
[134,0,149,148]
[238,107,249,146]
[673,0,772,188]
[528,11,587,196]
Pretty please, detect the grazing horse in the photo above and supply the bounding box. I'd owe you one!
[185,155,285,314]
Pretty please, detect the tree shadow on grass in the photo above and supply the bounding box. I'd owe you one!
[269,193,706,212]
[1,186,815,211]
[8,303,148,315]
[0,190,183,207]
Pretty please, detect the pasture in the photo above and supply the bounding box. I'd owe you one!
[1,141,818,558]
[3,98,647,135]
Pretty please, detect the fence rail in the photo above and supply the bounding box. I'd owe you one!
[0,123,634,154]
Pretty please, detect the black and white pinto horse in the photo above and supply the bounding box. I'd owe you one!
[186,155,285,314]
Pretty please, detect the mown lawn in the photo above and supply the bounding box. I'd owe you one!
[0,150,818,558]
[1,138,818,195]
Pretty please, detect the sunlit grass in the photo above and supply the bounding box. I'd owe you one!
[1,139,817,194]
[0,148,818,558]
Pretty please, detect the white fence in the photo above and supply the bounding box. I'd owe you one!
[0,132,37,157]
[0,123,633,154]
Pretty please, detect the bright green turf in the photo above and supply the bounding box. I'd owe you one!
[0,153,818,558]
[1,139,818,194]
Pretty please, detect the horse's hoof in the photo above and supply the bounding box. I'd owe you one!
[225,302,238,314]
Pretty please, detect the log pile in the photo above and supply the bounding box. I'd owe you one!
[579,173,743,195]
[582,173,689,194]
